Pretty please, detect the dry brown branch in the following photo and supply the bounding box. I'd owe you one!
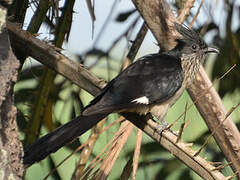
[169,64,236,132]
[7,22,105,96]
[8,22,229,179]
[194,102,240,157]
[93,121,134,180]
[176,102,188,143]
[44,117,125,180]
[132,129,142,180]
[177,0,195,23]
[188,67,240,174]
[81,128,123,179]
[121,22,148,70]
[123,113,228,180]
[132,0,181,50]
[78,120,126,180]
[189,0,204,28]
[72,118,107,179]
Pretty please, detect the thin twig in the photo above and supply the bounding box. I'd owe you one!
[194,102,240,156]
[189,0,204,28]
[121,22,148,70]
[43,117,124,180]
[132,129,142,180]
[177,0,195,23]
[93,121,134,179]
[169,64,236,130]
[176,102,188,143]
[72,118,106,179]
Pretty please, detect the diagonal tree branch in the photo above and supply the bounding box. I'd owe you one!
[132,0,182,50]
[177,0,195,23]
[188,67,240,175]
[123,113,228,180]
[7,22,105,96]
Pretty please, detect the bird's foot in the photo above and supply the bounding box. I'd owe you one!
[156,120,169,134]
[145,113,169,134]
[147,113,177,136]
[156,119,178,136]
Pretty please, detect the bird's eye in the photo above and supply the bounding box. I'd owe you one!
[191,44,197,50]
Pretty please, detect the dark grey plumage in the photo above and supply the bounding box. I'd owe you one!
[24,23,219,166]
[83,53,184,116]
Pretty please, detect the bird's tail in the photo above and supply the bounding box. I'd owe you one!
[24,113,108,166]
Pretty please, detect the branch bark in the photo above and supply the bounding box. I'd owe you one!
[7,22,105,96]
[188,67,240,175]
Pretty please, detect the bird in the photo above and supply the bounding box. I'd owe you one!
[23,23,219,166]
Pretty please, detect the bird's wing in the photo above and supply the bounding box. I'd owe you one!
[83,53,184,116]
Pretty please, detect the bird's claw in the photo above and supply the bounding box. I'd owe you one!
[156,121,178,136]
[156,121,169,134]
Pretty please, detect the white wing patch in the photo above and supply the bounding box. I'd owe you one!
[131,96,149,104]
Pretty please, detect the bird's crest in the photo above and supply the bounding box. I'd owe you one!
[175,23,206,49]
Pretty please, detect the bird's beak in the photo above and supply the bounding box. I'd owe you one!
[205,47,219,54]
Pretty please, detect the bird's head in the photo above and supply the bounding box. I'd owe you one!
[169,23,219,86]
[173,23,219,63]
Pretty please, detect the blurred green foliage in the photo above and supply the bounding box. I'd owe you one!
[211,2,240,97]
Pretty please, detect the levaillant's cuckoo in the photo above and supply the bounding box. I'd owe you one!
[24,23,219,165]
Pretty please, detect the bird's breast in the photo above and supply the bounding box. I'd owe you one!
[181,56,202,87]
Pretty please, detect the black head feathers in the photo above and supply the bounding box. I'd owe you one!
[175,23,207,50]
